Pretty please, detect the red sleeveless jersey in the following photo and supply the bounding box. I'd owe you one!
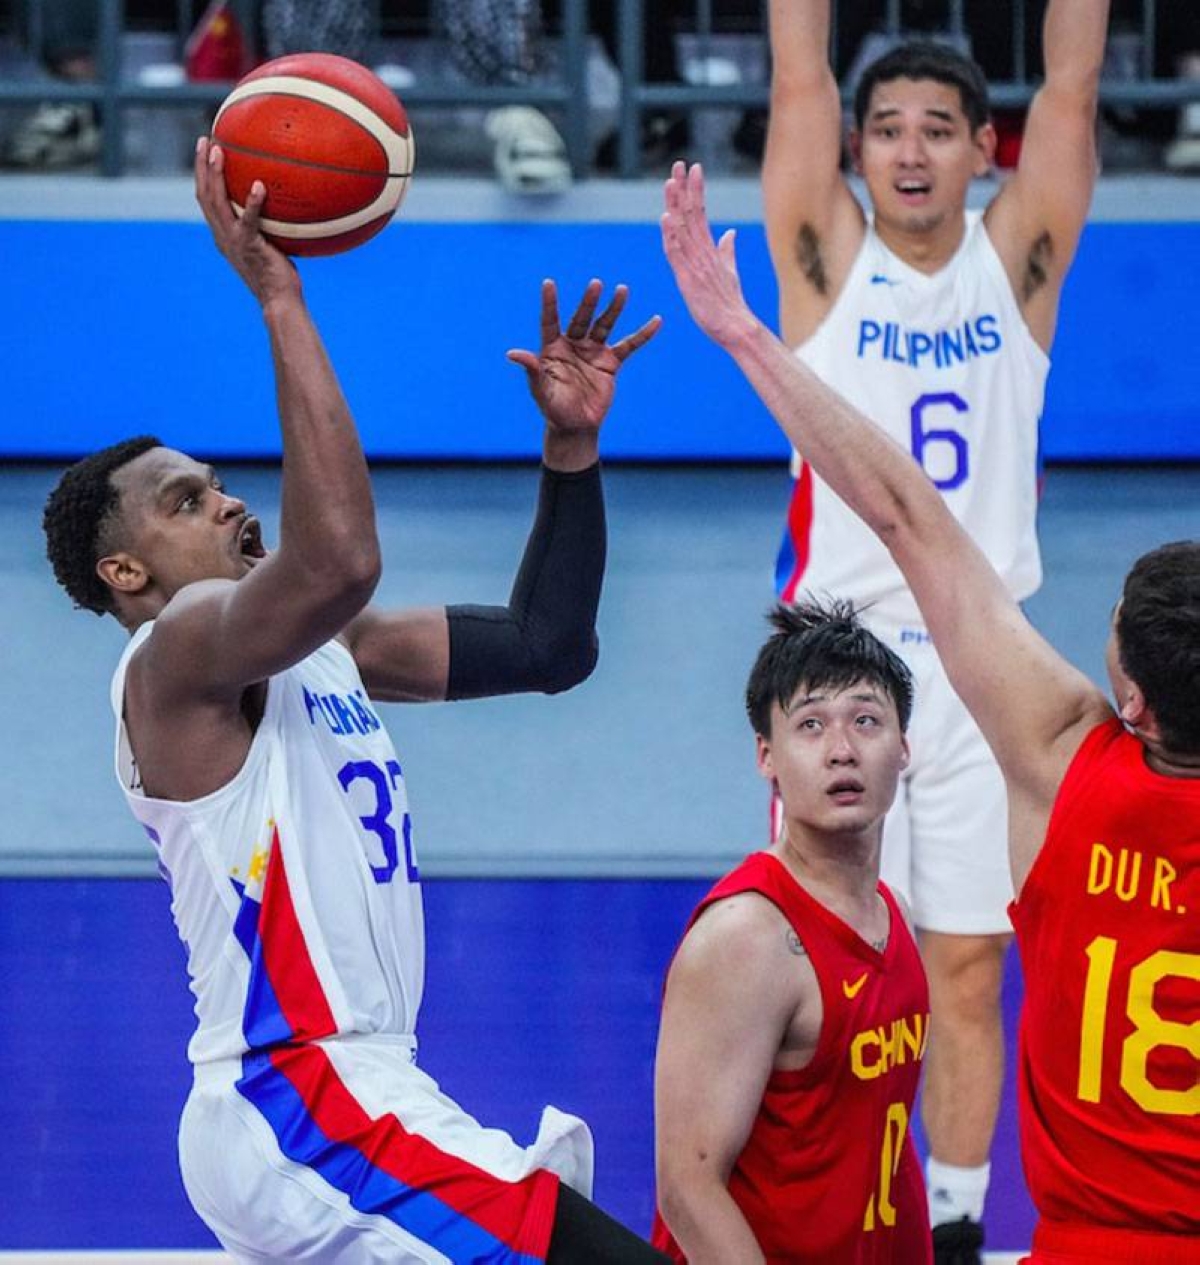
[1011,719,1200,1242]
[652,851,932,1264]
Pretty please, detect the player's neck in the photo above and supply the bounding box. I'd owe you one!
[771,827,881,909]
[1140,738,1200,779]
[873,209,967,275]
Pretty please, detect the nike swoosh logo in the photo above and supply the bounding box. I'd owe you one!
[843,972,869,999]
[869,273,900,286]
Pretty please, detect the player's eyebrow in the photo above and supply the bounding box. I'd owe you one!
[786,688,885,711]
[155,465,217,506]
[869,105,957,123]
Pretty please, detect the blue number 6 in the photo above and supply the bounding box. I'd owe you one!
[911,392,969,491]
[337,759,419,885]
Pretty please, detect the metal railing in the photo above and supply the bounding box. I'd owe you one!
[0,0,590,175]
[612,0,1200,176]
[1,0,1197,178]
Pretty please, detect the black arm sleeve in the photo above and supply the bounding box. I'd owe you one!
[445,461,605,700]
[547,1184,672,1264]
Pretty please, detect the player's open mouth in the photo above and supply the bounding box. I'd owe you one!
[238,517,266,563]
[827,779,865,802]
[896,180,931,201]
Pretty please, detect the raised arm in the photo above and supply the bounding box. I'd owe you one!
[762,0,865,345]
[985,0,1110,350]
[663,163,1111,889]
[136,141,381,704]
[656,896,803,1263]
[343,279,660,702]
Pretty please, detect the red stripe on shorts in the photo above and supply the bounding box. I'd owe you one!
[269,1041,559,1258]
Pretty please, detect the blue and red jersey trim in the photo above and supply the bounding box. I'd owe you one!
[229,826,559,1260]
[775,463,814,603]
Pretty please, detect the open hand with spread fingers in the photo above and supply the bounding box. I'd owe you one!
[661,161,760,351]
[507,278,661,466]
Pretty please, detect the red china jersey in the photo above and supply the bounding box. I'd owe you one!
[652,851,932,1263]
[1011,719,1200,1237]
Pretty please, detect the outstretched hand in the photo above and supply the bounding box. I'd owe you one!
[194,137,301,307]
[660,161,758,350]
[507,279,661,456]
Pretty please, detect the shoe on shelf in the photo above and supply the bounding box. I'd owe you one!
[1165,134,1200,171]
[1164,100,1200,172]
[932,1215,984,1265]
[1,102,100,169]
[1165,54,1200,172]
[484,106,572,196]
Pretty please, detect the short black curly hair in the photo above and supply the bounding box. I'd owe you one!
[43,435,162,615]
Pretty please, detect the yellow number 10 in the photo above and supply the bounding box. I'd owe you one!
[1077,936,1200,1115]
[863,1102,908,1232]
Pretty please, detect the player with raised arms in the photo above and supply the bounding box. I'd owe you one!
[662,159,1200,1265]
[41,139,667,1263]
[761,3,1109,1253]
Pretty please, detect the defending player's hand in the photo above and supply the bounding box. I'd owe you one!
[507,278,660,437]
[661,161,757,350]
[194,137,301,308]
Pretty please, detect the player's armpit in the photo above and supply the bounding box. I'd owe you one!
[983,1,1105,346]
[762,1,864,344]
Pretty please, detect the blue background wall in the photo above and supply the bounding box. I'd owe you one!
[1,216,1196,462]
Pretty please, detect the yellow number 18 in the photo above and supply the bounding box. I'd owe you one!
[1077,936,1200,1115]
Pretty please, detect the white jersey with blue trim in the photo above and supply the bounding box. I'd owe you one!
[111,624,425,1065]
[776,211,1049,626]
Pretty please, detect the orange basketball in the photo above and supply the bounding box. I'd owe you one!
[211,52,415,257]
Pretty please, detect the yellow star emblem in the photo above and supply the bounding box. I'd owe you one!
[246,846,269,884]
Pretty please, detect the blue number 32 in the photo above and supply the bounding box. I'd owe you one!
[337,759,420,885]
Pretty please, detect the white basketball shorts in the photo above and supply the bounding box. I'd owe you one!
[872,615,1014,935]
[179,1034,594,1263]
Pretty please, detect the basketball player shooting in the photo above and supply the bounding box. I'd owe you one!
[40,139,666,1262]
[662,160,1200,1265]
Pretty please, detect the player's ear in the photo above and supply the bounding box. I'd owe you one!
[97,551,151,598]
[755,732,776,783]
[973,121,997,177]
[898,733,911,773]
[1116,679,1143,724]
[1118,682,1169,747]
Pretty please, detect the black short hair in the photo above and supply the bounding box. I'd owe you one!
[854,41,991,131]
[746,598,914,738]
[1117,541,1200,755]
[43,435,162,615]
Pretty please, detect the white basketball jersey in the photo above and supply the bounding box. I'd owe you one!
[112,626,425,1065]
[776,212,1049,625]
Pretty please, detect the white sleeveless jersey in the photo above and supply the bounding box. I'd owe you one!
[112,625,425,1065]
[776,212,1049,625]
